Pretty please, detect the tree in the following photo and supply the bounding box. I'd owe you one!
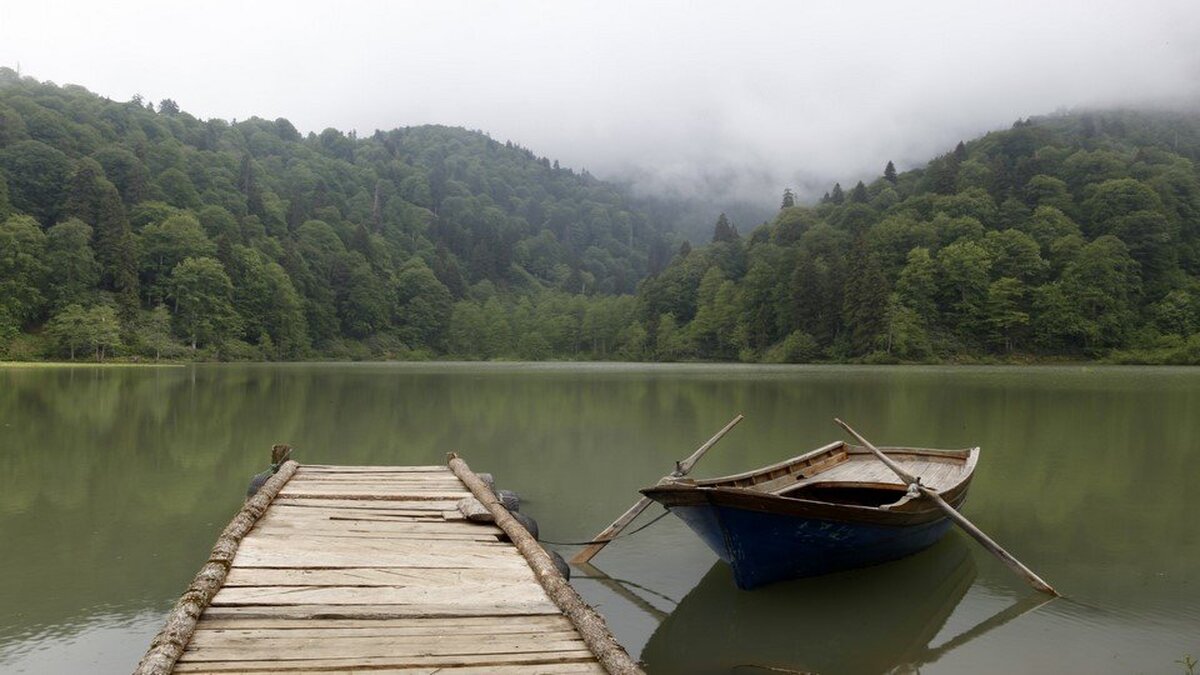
[0,140,70,224]
[841,239,889,355]
[45,219,100,310]
[882,294,930,359]
[87,305,122,360]
[168,256,241,350]
[0,215,49,325]
[985,277,1030,353]
[884,161,898,185]
[849,181,869,204]
[1061,235,1141,349]
[1023,174,1072,213]
[829,183,845,204]
[983,229,1048,284]
[139,213,217,305]
[63,157,138,312]
[136,304,177,360]
[689,267,740,359]
[45,304,91,360]
[712,213,738,243]
[394,259,453,350]
[1081,178,1162,237]
[937,239,993,342]
[895,247,938,326]
[781,188,796,209]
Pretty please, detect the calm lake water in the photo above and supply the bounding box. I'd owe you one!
[0,363,1197,673]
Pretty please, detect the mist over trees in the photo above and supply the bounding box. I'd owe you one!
[637,111,1200,364]
[2,68,1200,364]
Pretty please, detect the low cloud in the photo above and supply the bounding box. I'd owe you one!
[3,0,1198,209]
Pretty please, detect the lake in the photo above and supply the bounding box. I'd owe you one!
[0,363,1197,673]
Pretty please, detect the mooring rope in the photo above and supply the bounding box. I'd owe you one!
[537,508,672,546]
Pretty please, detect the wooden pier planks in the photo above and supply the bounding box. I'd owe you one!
[162,464,611,674]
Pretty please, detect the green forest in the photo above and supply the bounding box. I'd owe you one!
[3,68,1200,364]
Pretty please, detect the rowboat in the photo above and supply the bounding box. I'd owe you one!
[640,440,980,589]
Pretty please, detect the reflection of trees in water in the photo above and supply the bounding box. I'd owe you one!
[0,365,1195,646]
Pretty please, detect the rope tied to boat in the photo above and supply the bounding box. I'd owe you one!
[537,508,672,546]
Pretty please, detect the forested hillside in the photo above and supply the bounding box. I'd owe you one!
[3,68,1200,363]
[638,110,1200,363]
[0,69,670,360]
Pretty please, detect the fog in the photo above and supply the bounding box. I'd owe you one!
[3,0,1199,210]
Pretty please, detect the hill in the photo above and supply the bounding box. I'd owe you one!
[636,109,1200,363]
[0,69,673,359]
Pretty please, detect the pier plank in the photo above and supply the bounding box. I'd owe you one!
[171,650,598,672]
[200,603,562,619]
[211,583,552,606]
[224,567,536,588]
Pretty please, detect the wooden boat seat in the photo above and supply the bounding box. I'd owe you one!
[768,453,967,495]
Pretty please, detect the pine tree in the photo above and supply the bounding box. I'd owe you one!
[884,161,898,184]
[849,181,869,203]
[954,141,968,161]
[829,183,845,205]
[841,238,889,355]
[63,159,138,316]
[781,188,796,209]
[712,213,737,243]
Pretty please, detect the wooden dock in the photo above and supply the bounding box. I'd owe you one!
[136,452,641,675]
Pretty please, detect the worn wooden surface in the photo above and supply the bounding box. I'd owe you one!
[155,463,618,674]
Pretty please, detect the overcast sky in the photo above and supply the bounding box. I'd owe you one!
[3,1,1199,205]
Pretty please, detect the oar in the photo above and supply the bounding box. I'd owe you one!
[833,418,1060,597]
[570,414,744,564]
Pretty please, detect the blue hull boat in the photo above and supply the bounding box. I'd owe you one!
[642,440,979,589]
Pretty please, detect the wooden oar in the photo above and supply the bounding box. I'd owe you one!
[570,414,744,564]
[833,418,1060,597]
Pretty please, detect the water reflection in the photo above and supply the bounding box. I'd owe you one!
[1,364,1198,673]
[641,539,976,675]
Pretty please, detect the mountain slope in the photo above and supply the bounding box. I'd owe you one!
[0,69,671,358]
[636,108,1200,363]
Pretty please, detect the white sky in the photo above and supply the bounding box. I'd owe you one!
[2,1,1199,204]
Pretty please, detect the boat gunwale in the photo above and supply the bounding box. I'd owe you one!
[642,480,973,526]
[685,443,977,489]
[641,443,980,527]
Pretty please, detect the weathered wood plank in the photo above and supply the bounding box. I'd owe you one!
[251,518,500,537]
[193,614,573,631]
[296,465,450,472]
[211,583,551,607]
[192,619,576,634]
[236,535,514,555]
[180,639,587,663]
[263,514,457,526]
[224,567,536,588]
[176,665,604,675]
[172,650,597,671]
[178,663,605,675]
[276,489,472,501]
[199,603,562,620]
[266,500,461,514]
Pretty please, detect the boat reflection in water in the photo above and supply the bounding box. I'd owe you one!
[641,538,976,675]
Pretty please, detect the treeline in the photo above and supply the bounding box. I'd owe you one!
[0,69,670,361]
[635,111,1200,364]
[4,67,1200,364]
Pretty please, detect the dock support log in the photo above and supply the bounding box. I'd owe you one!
[448,452,644,675]
[134,458,299,675]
